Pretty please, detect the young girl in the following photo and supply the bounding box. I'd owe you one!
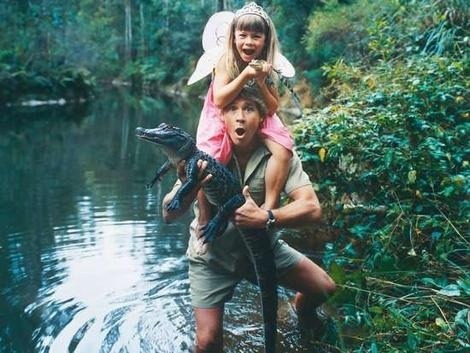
[196,2,293,225]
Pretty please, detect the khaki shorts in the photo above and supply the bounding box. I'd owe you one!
[188,239,304,308]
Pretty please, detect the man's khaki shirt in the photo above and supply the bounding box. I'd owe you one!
[168,146,312,272]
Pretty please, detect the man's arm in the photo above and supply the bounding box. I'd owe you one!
[162,179,194,223]
[232,184,322,229]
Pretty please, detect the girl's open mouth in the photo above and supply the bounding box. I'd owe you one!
[235,127,246,136]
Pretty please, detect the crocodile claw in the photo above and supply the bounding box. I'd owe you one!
[166,198,182,211]
[200,218,229,244]
[200,221,219,244]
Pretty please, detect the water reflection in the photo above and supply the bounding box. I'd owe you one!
[0,90,198,353]
[0,89,330,353]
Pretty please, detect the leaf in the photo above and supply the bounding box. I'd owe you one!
[407,331,419,350]
[435,317,447,329]
[454,309,469,330]
[438,284,461,297]
[421,277,448,289]
[431,231,442,241]
[457,279,470,295]
[329,261,346,284]
[369,306,383,314]
[407,170,417,184]
[370,342,379,353]
[318,147,327,162]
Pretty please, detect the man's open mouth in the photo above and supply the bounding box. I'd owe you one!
[235,127,246,136]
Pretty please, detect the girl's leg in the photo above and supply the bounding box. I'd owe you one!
[263,139,292,209]
[194,306,224,353]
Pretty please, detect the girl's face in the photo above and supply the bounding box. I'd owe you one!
[234,29,266,63]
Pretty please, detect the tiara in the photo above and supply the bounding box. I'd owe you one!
[235,2,270,23]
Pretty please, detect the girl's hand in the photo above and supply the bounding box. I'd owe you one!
[242,63,260,80]
[249,60,272,86]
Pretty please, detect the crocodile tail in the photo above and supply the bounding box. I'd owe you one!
[241,228,278,353]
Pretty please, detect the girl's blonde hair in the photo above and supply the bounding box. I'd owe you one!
[222,13,280,81]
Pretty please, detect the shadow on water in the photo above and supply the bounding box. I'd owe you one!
[0,89,340,353]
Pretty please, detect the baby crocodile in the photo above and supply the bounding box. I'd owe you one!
[136,123,277,353]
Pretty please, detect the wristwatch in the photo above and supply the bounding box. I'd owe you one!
[265,209,276,230]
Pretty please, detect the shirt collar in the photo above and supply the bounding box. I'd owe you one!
[231,145,271,184]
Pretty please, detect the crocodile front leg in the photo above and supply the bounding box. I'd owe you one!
[166,157,200,211]
[147,160,171,189]
[200,193,245,243]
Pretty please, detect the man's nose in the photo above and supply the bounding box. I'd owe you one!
[235,109,246,121]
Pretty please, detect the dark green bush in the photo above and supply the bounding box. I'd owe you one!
[294,0,469,351]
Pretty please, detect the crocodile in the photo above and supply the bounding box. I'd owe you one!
[135,123,277,353]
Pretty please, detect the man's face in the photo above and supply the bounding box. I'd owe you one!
[223,97,263,150]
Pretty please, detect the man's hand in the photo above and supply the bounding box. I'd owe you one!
[233,186,268,229]
[176,159,212,185]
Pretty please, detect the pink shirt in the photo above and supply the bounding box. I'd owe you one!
[196,82,293,164]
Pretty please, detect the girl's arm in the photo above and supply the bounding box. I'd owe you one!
[256,71,279,115]
[212,60,256,108]
[213,60,280,110]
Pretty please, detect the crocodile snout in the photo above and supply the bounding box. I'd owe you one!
[135,127,146,136]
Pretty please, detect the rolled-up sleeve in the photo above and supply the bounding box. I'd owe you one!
[283,152,312,195]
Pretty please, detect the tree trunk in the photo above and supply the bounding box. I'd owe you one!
[139,2,145,58]
[124,0,132,64]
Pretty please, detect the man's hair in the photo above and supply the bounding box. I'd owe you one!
[224,85,268,118]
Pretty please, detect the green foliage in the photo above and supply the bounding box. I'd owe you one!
[302,0,399,93]
[294,0,469,351]
[268,0,319,68]
[0,0,326,102]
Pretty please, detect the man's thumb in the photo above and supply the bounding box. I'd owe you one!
[242,185,252,201]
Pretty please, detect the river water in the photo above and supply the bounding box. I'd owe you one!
[0,90,334,353]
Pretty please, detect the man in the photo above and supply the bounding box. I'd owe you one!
[162,87,336,352]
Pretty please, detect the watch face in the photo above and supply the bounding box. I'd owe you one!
[266,210,275,229]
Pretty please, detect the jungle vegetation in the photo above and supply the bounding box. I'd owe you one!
[0,0,468,352]
[294,0,469,351]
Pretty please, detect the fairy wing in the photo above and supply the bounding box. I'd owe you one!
[274,53,295,78]
[187,10,296,84]
[202,11,234,51]
[187,47,223,85]
[188,11,234,85]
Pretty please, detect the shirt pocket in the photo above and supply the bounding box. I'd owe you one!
[247,177,265,205]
